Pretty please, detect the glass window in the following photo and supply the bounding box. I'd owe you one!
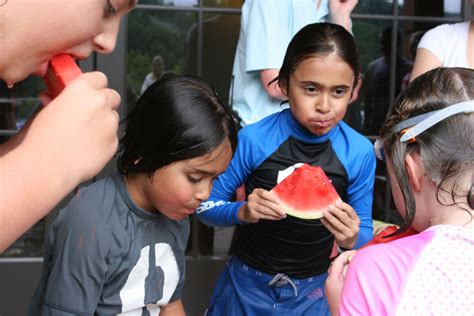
[399,0,463,17]
[4,0,471,260]
[0,77,43,134]
[1,76,45,258]
[139,0,199,6]
[202,0,242,8]
[355,0,462,16]
[353,0,395,15]
[127,9,198,104]
[192,13,240,106]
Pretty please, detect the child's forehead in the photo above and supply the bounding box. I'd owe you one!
[291,55,355,84]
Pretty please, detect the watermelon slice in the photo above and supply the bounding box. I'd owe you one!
[271,163,341,219]
[43,54,82,99]
[363,225,418,248]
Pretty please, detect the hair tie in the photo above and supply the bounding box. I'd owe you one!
[400,129,416,144]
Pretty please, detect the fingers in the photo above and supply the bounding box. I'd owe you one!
[329,250,356,277]
[335,200,359,220]
[76,72,120,110]
[320,214,357,245]
[32,70,121,182]
[79,71,109,90]
[322,201,360,249]
[321,217,341,237]
[323,201,359,228]
[241,189,287,222]
[107,88,121,111]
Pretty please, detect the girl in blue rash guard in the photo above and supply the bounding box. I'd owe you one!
[197,22,376,316]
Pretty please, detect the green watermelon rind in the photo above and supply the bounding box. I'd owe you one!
[280,202,325,219]
[279,198,343,219]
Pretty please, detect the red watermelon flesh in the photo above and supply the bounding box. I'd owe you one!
[43,54,82,99]
[271,164,341,219]
[363,226,418,248]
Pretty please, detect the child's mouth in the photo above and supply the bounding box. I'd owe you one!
[311,120,331,128]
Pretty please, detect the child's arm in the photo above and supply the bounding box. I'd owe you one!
[197,129,256,227]
[28,191,111,314]
[409,48,442,82]
[160,299,186,316]
[0,71,120,252]
[328,0,358,32]
[197,173,287,226]
[196,161,248,227]
[329,138,376,250]
[260,69,287,100]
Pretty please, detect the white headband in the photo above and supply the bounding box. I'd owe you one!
[392,100,474,142]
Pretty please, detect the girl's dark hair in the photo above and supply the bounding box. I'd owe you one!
[117,73,238,175]
[381,67,474,231]
[274,22,360,91]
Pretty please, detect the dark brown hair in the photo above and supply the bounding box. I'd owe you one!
[381,67,474,231]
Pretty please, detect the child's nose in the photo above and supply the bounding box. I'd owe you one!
[93,20,120,54]
[195,182,212,202]
[315,95,331,113]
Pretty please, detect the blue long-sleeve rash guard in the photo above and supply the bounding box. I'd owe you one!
[197,109,376,278]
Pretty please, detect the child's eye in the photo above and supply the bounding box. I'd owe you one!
[187,175,202,184]
[333,88,347,97]
[105,0,118,17]
[304,86,317,94]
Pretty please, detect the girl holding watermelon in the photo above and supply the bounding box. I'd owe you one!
[197,22,376,315]
[326,67,474,315]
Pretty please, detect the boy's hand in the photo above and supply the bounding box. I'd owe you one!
[30,71,120,184]
[321,200,360,249]
[238,188,286,223]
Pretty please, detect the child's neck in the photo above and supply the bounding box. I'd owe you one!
[428,207,474,229]
[124,173,156,212]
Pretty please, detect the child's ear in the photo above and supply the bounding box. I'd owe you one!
[348,74,362,104]
[279,80,288,97]
[405,152,422,192]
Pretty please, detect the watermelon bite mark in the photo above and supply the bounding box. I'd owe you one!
[271,163,341,220]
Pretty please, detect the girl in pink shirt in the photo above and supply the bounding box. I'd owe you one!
[326,67,474,316]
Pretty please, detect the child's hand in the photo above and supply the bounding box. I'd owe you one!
[325,250,356,316]
[28,71,120,183]
[238,188,286,223]
[328,0,358,32]
[329,0,358,16]
[321,200,360,249]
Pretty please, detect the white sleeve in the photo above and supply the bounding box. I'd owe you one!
[417,24,451,63]
[243,0,292,72]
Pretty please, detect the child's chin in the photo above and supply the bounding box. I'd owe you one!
[170,213,188,221]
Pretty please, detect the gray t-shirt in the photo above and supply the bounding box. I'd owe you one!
[29,173,190,315]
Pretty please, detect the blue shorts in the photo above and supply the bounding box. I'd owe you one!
[206,257,330,316]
